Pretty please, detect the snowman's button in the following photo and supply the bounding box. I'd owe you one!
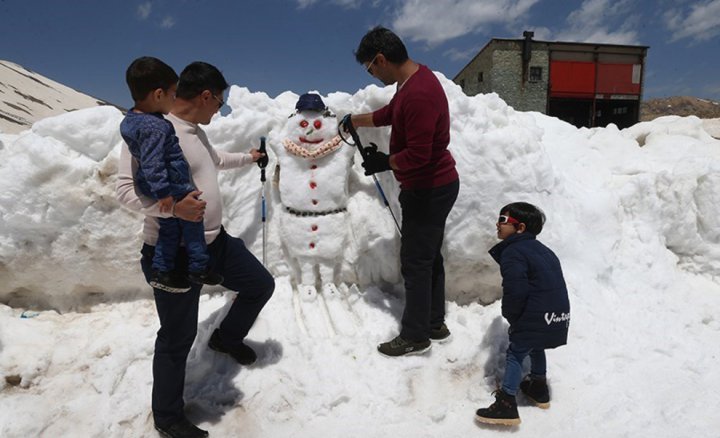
[309,181,317,189]
[310,164,318,170]
[311,224,318,231]
[309,242,316,249]
[312,199,318,205]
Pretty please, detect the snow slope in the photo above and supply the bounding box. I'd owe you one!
[0,60,110,135]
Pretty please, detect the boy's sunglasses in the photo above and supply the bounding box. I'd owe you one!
[498,215,519,225]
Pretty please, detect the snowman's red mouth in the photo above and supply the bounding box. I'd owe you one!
[299,137,323,144]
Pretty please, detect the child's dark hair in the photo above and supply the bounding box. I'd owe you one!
[500,202,546,235]
[354,26,409,65]
[125,57,178,102]
[176,61,229,100]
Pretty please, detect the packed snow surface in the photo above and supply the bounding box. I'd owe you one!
[1,74,719,437]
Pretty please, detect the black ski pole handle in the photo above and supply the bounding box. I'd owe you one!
[258,136,268,182]
[339,114,370,160]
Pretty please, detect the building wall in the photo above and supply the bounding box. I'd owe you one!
[490,46,548,112]
[454,41,548,113]
[454,49,493,96]
[453,38,647,127]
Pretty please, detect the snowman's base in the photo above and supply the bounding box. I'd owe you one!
[292,283,361,338]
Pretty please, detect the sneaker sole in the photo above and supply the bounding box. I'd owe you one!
[430,333,453,344]
[149,281,191,293]
[525,396,550,409]
[474,415,521,426]
[377,343,432,357]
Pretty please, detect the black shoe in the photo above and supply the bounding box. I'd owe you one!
[520,375,550,408]
[475,389,521,426]
[149,271,191,293]
[188,270,224,286]
[377,335,431,357]
[154,418,208,438]
[208,329,256,365]
[429,323,452,343]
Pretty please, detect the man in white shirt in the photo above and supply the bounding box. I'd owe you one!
[116,61,274,438]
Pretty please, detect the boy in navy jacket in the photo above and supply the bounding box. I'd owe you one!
[475,202,570,426]
[120,57,223,292]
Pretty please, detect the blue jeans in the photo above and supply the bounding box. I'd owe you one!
[154,217,209,273]
[501,342,547,396]
[141,228,274,427]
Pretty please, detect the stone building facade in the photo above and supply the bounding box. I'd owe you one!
[454,34,648,128]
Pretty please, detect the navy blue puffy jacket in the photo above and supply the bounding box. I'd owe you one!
[489,233,570,349]
[120,111,194,200]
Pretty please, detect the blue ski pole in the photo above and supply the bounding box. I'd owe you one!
[338,115,401,235]
[258,136,268,264]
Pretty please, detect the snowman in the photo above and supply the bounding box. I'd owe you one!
[271,93,355,303]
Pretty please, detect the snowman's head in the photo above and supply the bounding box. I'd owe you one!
[285,109,339,151]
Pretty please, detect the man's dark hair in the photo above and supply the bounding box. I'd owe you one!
[354,26,409,65]
[125,56,178,102]
[500,202,546,235]
[176,61,229,100]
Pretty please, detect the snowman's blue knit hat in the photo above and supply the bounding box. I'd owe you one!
[295,93,326,112]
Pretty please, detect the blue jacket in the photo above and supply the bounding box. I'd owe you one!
[489,233,570,349]
[120,111,194,200]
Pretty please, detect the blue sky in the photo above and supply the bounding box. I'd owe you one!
[1,0,719,108]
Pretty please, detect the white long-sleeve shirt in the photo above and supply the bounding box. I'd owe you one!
[116,112,253,245]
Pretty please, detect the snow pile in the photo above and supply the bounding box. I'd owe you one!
[1,74,719,437]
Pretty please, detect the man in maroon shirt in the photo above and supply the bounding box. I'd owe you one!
[347,26,460,357]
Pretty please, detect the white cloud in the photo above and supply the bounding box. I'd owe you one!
[160,16,175,29]
[665,0,720,43]
[391,0,541,46]
[295,0,363,8]
[444,47,478,62]
[523,26,552,41]
[137,2,151,20]
[296,0,319,8]
[555,0,640,45]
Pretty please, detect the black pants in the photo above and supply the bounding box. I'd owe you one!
[140,227,274,427]
[398,179,459,341]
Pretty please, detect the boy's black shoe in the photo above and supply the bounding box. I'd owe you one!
[154,417,208,438]
[187,270,224,286]
[377,335,431,357]
[475,389,521,426]
[520,375,550,408]
[429,323,452,343]
[208,329,257,365]
[149,271,191,293]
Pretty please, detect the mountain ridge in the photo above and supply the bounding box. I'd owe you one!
[0,60,115,134]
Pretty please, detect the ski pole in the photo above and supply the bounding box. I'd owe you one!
[338,115,402,235]
[258,136,268,265]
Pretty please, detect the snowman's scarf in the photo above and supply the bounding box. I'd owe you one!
[282,135,343,159]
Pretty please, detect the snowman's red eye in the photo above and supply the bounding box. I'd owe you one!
[300,120,309,128]
[314,120,322,129]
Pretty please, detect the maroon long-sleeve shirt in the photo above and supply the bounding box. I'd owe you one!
[372,64,459,190]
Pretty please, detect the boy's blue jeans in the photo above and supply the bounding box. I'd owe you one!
[154,217,208,273]
[502,342,547,396]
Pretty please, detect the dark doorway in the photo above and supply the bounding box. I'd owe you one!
[548,98,593,128]
[594,99,639,129]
